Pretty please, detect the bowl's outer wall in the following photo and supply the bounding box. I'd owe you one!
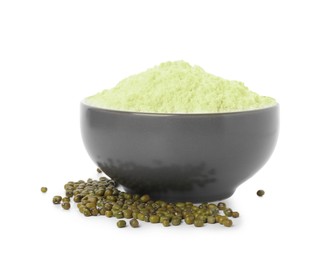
[81,104,279,202]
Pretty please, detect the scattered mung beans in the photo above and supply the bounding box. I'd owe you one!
[52,196,62,204]
[224,208,233,217]
[218,202,226,210]
[150,215,160,223]
[61,202,71,210]
[62,197,70,203]
[117,220,126,228]
[105,210,113,218]
[232,212,240,218]
[162,219,170,227]
[207,216,216,224]
[41,187,47,193]
[223,219,233,227]
[257,190,265,197]
[51,176,239,228]
[194,219,204,227]
[185,216,195,225]
[130,218,139,228]
[171,217,182,226]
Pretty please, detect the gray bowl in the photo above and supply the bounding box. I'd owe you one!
[81,102,279,202]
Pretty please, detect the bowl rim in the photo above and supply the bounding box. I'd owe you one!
[81,99,279,116]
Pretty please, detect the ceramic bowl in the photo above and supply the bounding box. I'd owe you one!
[81,102,279,202]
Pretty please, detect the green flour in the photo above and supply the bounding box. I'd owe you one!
[85,61,276,113]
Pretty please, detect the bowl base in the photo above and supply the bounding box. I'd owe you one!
[122,187,236,203]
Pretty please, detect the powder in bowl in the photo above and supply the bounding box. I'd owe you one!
[85,61,276,113]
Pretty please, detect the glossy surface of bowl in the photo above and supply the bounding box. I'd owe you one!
[81,102,279,202]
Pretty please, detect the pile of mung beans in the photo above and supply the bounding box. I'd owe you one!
[48,172,240,228]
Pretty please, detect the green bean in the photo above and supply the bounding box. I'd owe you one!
[117,220,126,228]
[130,218,139,228]
[257,190,265,197]
[194,219,204,227]
[52,196,62,204]
[61,202,70,210]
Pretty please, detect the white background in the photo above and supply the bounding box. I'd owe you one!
[1,0,327,259]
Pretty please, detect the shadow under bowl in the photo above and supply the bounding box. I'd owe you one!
[81,102,279,202]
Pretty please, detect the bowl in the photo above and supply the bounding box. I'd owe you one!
[81,102,279,202]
